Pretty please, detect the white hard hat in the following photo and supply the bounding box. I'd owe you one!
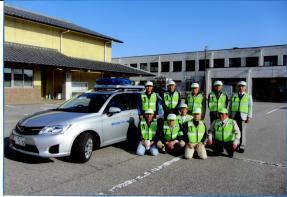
[213,80,223,86]
[145,81,153,86]
[179,103,188,108]
[237,81,247,86]
[191,83,199,88]
[167,114,177,121]
[167,80,176,86]
[192,108,201,114]
[145,109,154,114]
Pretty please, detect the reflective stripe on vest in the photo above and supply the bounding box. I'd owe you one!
[176,114,193,126]
[164,91,180,109]
[231,93,249,114]
[187,121,205,143]
[163,121,181,141]
[140,119,157,140]
[187,93,203,112]
[214,118,235,142]
[208,92,227,112]
[141,92,157,111]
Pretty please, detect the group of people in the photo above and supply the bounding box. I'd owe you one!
[136,79,253,159]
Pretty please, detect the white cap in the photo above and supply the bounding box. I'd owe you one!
[191,83,199,88]
[179,103,188,108]
[192,108,201,114]
[145,81,153,86]
[213,80,223,86]
[145,109,154,114]
[167,80,176,86]
[237,81,247,86]
[167,114,177,121]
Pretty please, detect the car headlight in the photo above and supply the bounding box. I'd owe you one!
[39,125,71,135]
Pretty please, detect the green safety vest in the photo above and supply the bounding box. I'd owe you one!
[231,93,250,114]
[141,92,157,111]
[177,114,193,126]
[187,93,204,112]
[187,121,206,144]
[163,121,182,141]
[214,118,236,142]
[164,91,180,110]
[140,119,157,140]
[208,92,227,112]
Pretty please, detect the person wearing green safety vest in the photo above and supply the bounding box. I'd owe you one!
[176,103,193,132]
[162,80,181,118]
[208,80,228,124]
[157,114,185,155]
[208,108,241,158]
[186,82,206,120]
[138,81,162,119]
[230,81,253,153]
[184,108,208,160]
[136,109,159,156]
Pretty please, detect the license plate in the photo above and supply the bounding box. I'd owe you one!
[14,135,25,146]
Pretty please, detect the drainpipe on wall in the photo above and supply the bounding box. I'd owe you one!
[104,41,111,62]
[60,30,70,53]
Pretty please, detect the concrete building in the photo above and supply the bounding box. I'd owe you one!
[113,45,287,101]
[4,6,153,104]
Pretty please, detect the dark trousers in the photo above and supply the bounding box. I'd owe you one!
[234,112,245,148]
[210,112,218,124]
[213,141,234,157]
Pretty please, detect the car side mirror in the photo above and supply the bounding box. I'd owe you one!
[108,107,121,115]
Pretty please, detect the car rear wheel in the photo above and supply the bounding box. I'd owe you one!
[71,132,94,163]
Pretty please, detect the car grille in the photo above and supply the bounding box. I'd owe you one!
[11,140,39,153]
[16,124,43,135]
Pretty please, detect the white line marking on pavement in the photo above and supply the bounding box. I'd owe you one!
[266,106,286,115]
[99,156,182,195]
[5,105,17,108]
[234,157,286,168]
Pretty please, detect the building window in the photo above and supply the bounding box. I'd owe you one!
[264,56,278,66]
[283,55,287,66]
[246,57,259,67]
[229,58,241,67]
[173,61,182,72]
[150,62,158,72]
[140,63,148,71]
[5,68,33,88]
[161,62,170,72]
[213,59,225,68]
[4,68,12,87]
[186,60,195,71]
[199,59,209,71]
[130,63,137,68]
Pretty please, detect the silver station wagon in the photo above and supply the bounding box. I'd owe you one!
[9,85,143,163]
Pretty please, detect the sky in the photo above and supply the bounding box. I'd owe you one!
[5,0,287,58]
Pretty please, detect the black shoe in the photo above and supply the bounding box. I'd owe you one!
[237,148,245,153]
[159,147,166,154]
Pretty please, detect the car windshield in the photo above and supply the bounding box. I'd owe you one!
[55,93,111,113]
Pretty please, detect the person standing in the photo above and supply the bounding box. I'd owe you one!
[208,108,241,158]
[136,109,159,156]
[208,80,228,124]
[177,103,193,131]
[230,81,253,153]
[138,81,162,119]
[186,82,206,120]
[184,108,208,160]
[162,80,181,118]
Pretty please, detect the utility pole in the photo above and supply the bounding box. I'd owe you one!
[204,45,208,92]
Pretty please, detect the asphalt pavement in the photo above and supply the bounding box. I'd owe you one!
[3,101,287,195]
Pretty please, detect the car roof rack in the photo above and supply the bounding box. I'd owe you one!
[94,84,145,92]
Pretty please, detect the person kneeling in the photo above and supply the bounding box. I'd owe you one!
[157,114,185,155]
[184,108,208,160]
[208,108,241,158]
[136,109,159,156]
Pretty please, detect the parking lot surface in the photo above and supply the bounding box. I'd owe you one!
[4,102,287,195]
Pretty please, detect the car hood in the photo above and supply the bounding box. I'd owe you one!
[19,110,100,127]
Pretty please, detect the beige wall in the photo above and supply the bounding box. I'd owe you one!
[71,71,102,89]
[5,16,112,62]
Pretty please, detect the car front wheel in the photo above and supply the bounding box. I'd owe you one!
[71,132,94,163]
